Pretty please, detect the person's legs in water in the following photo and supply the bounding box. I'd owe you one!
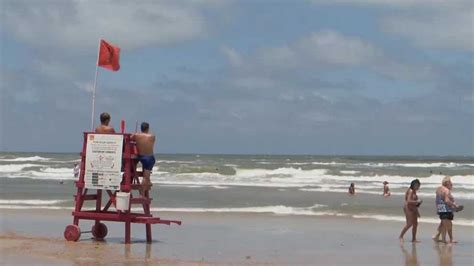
[440,219,449,243]
[433,221,442,241]
[399,208,414,243]
[446,219,457,244]
[411,216,420,243]
[438,213,456,244]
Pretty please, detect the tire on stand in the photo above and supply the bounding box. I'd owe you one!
[64,225,81,241]
[92,222,108,240]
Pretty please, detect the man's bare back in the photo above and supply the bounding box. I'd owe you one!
[132,133,155,156]
[95,112,115,133]
[95,125,116,134]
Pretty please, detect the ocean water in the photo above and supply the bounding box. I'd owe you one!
[1,152,473,226]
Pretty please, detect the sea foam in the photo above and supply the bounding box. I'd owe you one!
[0,199,67,205]
[0,156,50,162]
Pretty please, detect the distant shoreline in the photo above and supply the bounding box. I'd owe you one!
[1,151,473,158]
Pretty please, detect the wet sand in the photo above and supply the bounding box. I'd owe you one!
[1,209,473,265]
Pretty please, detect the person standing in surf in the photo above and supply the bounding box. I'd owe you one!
[399,179,422,243]
[383,181,391,197]
[73,163,80,178]
[348,183,355,195]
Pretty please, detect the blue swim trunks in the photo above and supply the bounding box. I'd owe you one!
[138,155,155,171]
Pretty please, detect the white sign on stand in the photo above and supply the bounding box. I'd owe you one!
[84,134,123,190]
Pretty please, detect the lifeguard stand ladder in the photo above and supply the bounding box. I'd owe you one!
[64,132,181,244]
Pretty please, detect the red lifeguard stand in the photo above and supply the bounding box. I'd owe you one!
[64,132,181,244]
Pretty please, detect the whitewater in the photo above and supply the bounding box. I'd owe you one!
[1,152,472,226]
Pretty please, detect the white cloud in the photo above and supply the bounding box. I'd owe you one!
[382,8,474,51]
[374,60,436,81]
[254,45,299,69]
[298,111,333,123]
[221,30,434,81]
[220,46,244,67]
[74,81,94,93]
[3,0,229,51]
[295,31,382,65]
[278,91,306,102]
[230,76,277,90]
[311,0,471,8]
[33,60,77,80]
[223,30,381,71]
[311,0,474,51]
[12,89,39,104]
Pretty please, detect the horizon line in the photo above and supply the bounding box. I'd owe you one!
[0,150,473,158]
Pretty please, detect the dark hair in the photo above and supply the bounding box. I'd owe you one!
[410,179,420,189]
[100,112,111,124]
[141,122,149,132]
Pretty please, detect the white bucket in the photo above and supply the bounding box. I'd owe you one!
[116,192,130,211]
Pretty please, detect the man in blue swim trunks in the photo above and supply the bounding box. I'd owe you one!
[132,122,156,195]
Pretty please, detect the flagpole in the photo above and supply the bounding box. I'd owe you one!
[91,39,101,131]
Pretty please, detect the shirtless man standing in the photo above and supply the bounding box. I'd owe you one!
[132,122,156,194]
[95,112,116,133]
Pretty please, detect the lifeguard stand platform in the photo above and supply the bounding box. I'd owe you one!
[64,132,181,244]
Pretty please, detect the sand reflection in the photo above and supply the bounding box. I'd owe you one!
[401,243,419,266]
[434,243,452,266]
[124,242,153,260]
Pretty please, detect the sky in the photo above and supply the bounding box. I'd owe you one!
[0,0,473,155]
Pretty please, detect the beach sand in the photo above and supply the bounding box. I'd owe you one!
[1,209,473,265]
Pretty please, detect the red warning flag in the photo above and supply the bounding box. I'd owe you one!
[98,39,120,71]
